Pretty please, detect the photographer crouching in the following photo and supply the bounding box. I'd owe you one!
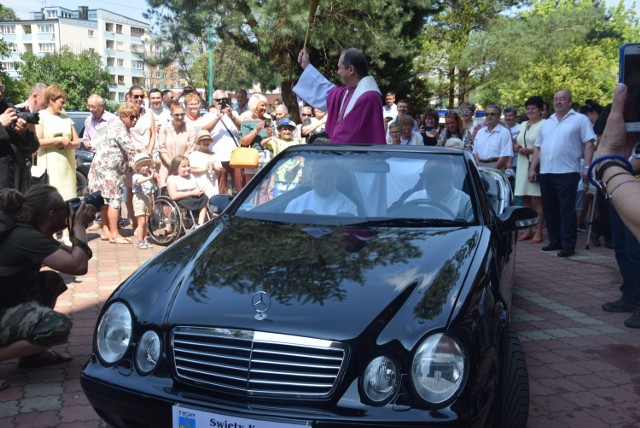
[0,79,40,192]
[0,185,96,387]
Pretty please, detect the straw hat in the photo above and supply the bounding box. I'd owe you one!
[132,153,154,172]
[195,130,213,143]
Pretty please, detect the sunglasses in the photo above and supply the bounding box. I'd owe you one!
[128,114,140,120]
[132,94,144,99]
[213,98,227,102]
[173,113,185,117]
[301,113,312,117]
[485,112,498,116]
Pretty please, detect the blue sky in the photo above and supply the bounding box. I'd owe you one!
[4,1,149,22]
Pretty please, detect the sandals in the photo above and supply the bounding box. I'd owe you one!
[136,240,155,249]
[18,350,73,369]
[110,236,132,244]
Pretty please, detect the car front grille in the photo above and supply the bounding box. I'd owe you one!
[172,327,347,398]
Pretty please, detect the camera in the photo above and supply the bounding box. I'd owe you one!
[5,103,39,125]
[220,98,229,109]
[65,190,105,214]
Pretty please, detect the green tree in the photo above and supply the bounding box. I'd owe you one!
[0,5,18,20]
[16,46,110,110]
[474,0,640,108]
[145,0,433,118]
[413,0,526,109]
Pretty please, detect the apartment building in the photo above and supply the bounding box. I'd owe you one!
[0,6,178,103]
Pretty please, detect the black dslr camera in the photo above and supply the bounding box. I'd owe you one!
[65,190,105,214]
[9,104,39,125]
[220,98,229,109]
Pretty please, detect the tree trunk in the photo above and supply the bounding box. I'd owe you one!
[447,66,456,109]
[280,79,300,122]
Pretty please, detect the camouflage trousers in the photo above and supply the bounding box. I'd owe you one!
[0,271,72,347]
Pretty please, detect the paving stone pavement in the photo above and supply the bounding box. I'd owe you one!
[0,229,639,427]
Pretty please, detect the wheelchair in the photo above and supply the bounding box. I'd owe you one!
[147,195,212,246]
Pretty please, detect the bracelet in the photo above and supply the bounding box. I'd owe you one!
[69,235,93,259]
[596,161,629,182]
[587,154,633,187]
[604,171,632,190]
[608,180,639,200]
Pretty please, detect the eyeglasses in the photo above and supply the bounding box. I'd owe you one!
[187,103,200,107]
[128,115,140,120]
[485,112,498,116]
[132,94,144,99]
[173,113,185,117]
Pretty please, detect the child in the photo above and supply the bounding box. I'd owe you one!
[166,155,209,227]
[131,153,159,249]
[262,118,304,197]
[188,130,224,198]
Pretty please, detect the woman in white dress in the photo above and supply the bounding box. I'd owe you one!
[513,96,546,243]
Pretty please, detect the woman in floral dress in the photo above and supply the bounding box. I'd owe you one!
[88,102,140,244]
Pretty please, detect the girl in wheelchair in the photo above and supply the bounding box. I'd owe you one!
[166,155,209,227]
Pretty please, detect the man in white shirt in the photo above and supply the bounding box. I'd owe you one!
[473,103,513,170]
[285,161,358,215]
[149,88,171,131]
[421,157,474,222]
[529,89,596,257]
[382,91,398,122]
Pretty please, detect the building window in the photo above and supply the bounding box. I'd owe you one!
[117,75,125,85]
[39,43,56,53]
[47,10,57,18]
[117,58,124,67]
[0,25,16,34]
[132,60,143,70]
[38,24,55,33]
[105,22,114,32]
[2,62,15,71]
[131,27,145,37]
[156,70,163,78]
[89,48,95,53]
[109,75,116,85]
[8,43,17,53]
[88,29,94,38]
[22,25,32,34]
[116,24,123,34]
[116,41,124,51]
[118,92,125,102]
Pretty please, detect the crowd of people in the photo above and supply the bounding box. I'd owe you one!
[0,46,639,391]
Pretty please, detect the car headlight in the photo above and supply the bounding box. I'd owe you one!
[134,330,161,374]
[361,355,399,404]
[96,302,132,364]
[411,333,466,404]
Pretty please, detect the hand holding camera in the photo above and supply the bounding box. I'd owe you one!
[0,108,16,128]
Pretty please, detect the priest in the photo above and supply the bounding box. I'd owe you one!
[293,48,385,145]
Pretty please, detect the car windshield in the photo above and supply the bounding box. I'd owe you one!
[236,149,477,225]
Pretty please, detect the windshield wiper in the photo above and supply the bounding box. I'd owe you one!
[345,218,469,227]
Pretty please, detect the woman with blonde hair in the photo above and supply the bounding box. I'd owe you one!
[158,103,196,187]
[239,93,275,186]
[35,85,80,245]
[88,102,140,244]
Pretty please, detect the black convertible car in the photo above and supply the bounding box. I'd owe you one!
[81,145,537,427]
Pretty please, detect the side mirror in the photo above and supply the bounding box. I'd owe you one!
[498,206,538,232]
[209,194,233,213]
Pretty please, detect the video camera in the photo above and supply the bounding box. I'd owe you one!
[65,190,105,214]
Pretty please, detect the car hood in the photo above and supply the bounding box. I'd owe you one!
[122,217,483,341]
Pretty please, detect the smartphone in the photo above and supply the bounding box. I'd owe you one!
[421,126,433,132]
[620,43,640,133]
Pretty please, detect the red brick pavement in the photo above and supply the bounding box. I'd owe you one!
[0,230,639,427]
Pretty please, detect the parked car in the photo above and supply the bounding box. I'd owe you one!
[81,145,536,427]
[66,110,92,196]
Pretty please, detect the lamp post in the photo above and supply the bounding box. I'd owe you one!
[207,27,214,105]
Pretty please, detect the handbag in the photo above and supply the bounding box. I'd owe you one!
[223,118,259,169]
[230,146,259,169]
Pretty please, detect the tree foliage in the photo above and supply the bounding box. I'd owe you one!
[0,5,18,21]
[16,46,111,110]
[144,0,434,117]
[416,0,640,110]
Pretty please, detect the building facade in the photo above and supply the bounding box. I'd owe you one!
[0,6,160,104]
